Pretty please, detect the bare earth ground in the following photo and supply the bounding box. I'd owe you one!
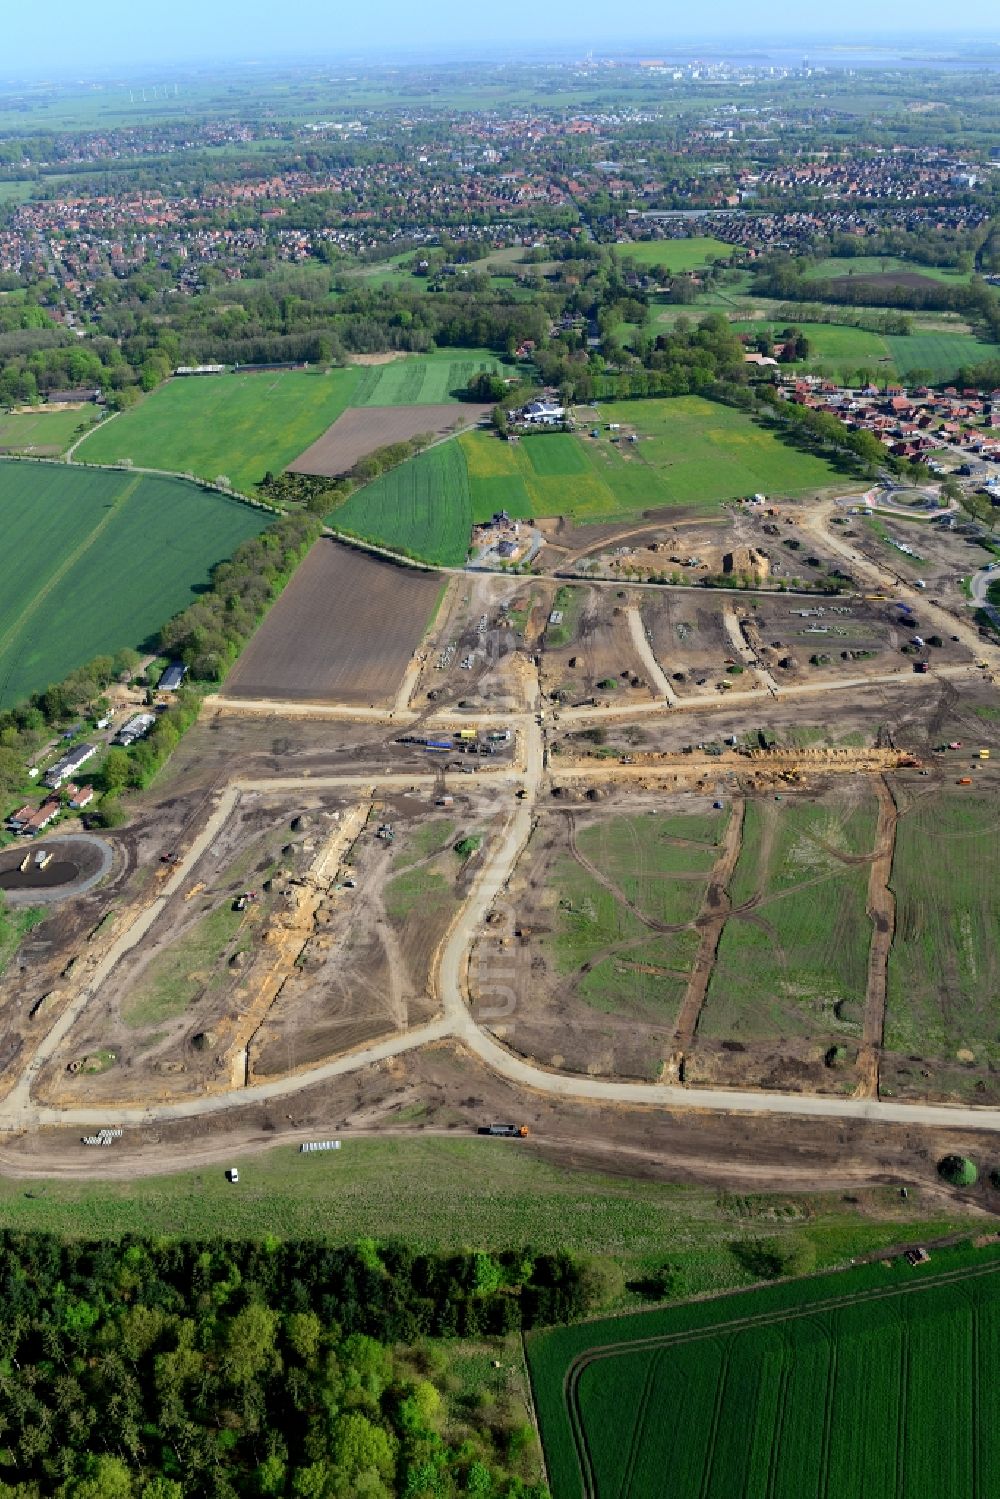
[2,488,1000,1201]
[222,538,443,705]
[288,403,490,476]
[1,1041,999,1224]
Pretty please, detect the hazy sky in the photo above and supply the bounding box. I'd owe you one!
[5,0,1000,72]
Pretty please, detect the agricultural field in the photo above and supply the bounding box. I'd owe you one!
[330,399,844,565]
[462,429,617,523]
[734,320,1000,382]
[75,366,360,493]
[617,236,738,273]
[802,254,974,286]
[0,407,97,455]
[288,401,489,476]
[528,1244,1000,1499]
[886,331,1000,380]
[883,789,1000,1099]
[348,349,504,406]
[0,461,269,707]
[690,789,879,1090]
[222,539,444,705]
[329,440,472,566]
[733,318,891,368]
[582,397,845,509]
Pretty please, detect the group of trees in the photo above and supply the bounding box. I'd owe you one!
[750,250,1000,344]
[0,1229,587,1497]
[157,512,322,684]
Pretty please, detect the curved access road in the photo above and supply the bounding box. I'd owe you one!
[11,714,1000,1139]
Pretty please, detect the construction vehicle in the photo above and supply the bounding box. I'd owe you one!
[958,777,973,786]
[478,1123,529,1138]
[980,749,991,761]
[458,728,477,741]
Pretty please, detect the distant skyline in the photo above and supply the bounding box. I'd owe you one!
[4,1,1000,74]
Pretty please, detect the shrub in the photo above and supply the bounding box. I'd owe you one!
[939,1154,978,1187]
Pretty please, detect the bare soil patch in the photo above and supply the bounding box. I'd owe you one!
[222,539,442,706]
[541,586,651,707]
[288,404,489,477]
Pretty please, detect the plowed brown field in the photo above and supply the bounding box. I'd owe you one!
[288,403,489,476]
[222,539,442,704]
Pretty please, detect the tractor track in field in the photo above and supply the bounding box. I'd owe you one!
[561,1254,1000,1499]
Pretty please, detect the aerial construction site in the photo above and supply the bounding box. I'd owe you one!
[2,497,1000,1204]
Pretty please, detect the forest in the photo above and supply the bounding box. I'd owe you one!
[0,1230,589,1496]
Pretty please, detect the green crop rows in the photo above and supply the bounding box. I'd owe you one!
[0,461,269,706]
[349,349,502,406]
[527,1243,1000,1499]
[330,439,472,565]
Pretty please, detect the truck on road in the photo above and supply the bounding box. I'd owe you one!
[478,1123,529,1138]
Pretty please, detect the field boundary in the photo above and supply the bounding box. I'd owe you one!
[3,450,280,516]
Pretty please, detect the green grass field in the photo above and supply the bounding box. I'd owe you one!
[619,237,737,273]
[802,255,974,286]
[0,1138,969,1298]
[0,407,96,455]
[733,320,1000,382]
[471,396,841,517]
[528,1242,1000,1499]
[329,398,845,564]
[0,461,269,706]
[700,795,877,1042]
[551,812,722,1021]
[75,367,360,493]
[733,318,892,367]
[329,439,472,565]
[885,791,1000,1067]
[886,331,1000,379]
[349,350,503,406]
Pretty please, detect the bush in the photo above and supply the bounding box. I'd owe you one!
[939,1154,978,1187]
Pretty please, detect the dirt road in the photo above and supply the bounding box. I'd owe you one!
[6,634,1000,1153]
[803,495,1000,672]
[626,607,676,702]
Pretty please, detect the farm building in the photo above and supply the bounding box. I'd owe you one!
[515,398,565,426]
[116,713,156,746]
[158,662,187,692]
[174,365,226,377]
[45,388,102,406]
[44,744,97,789]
